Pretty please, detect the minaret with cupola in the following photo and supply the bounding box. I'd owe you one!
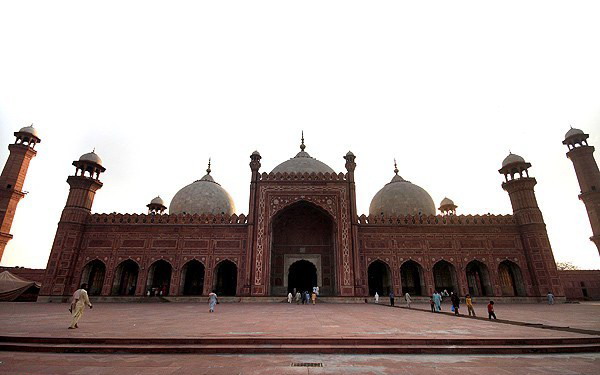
[39,150,106,299]
[0,125,41,262]
[562,127,600,254]
[499,152,564,297]
[147,196,166,214]
[438,197,457,216]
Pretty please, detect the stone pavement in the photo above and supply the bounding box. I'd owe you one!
[0,352,599,374]
[0,302,598,339]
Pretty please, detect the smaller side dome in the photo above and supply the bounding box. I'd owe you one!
[79,150,103,167]
[564,127,584,140]
[150,196,165,206]
[501,152,525,168]
[19,125,39,138]
[440,197,454,206]
[439,197,458,215]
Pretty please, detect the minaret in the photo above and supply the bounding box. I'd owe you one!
[499,153,564,297]
[39,150,105,299]
[0,125,41,262]
[439,197,457,216]
[563,127,600,255]
[147,196,166,214]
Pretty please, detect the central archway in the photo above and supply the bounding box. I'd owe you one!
[368,260,392,296]
[270,201,336,296]
[433,260,458,294]
[288,260,317,294]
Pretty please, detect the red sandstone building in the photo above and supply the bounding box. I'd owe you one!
[1,126,599,301]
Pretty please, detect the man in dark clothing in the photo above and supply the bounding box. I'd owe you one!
[450,292,460,315]
[389,291,395,306]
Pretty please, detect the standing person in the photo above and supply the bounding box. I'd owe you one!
[465,294,476,317]
[432,291,442,312]
[487,300,497,319]
[287,292,293,303]
[315,286,320,296]
[547,291,555,305]
[405,292,412,309]
[208,290,218,313]
[430,297,435,312]
[295,291,302,304]
[311,291,317,305]
[450,292,460,315]
[69,283,93,329]
[305,291,310,305]
[374,291,379,304]
[389,290,395,306]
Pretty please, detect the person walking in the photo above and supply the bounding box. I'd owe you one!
[287,292,293,303]
[450,292,460,315]
[430,297,435,312]
[304,291,310,305]
[405,292,412,308]
[374,291,379,304]
[487,300,497,319]
[295,291,302,304]
[208,290,218,313]
[432,291,442,312]
[69,283,93,329]
[465,294,476,317]
[547,291,555,305]
[311,291,317,305]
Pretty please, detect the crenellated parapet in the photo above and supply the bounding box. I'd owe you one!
[259,171,347,182]
[357,214,515,226]
[88,212,248,225]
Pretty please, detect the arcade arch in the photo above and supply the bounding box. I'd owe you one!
[465,260,493,296]
[367,260,392,296]
[498,260,526,296]
[111,259,139,296]
[214,260,237,296]
[400,260,425,296]
[146,260,172,296]
[433,260,458,294]
[80,259,105,296]
[180,260,205,295]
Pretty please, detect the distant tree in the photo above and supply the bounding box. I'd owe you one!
[556,261,579,271]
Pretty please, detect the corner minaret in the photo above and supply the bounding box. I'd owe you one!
[563,127,600,255]
[39,150,105,299]
[0,125,41,262]
[499,153,564,297]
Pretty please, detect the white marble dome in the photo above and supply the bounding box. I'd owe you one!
[271,136,335,174]
[169,172,235,216]
[19,125,39,138]
[79,151,103,166]
[564,127,584,140]
[501,153,525,168]
[150,196,165,206]
[369,172,436,217]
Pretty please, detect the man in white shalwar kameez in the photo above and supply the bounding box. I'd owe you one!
[69,283,93,329]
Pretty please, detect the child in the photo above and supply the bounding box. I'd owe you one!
[466,294,476,317]
[430,298,435,312]
[487,300,496,319]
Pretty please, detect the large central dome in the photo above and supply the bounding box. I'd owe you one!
[271,134,335,174]
[369,163,436,217]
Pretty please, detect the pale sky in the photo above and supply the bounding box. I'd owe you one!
[1,1,599,270]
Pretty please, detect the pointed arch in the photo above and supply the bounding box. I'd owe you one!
[433,260,458,294]
[367,259,392,296]
[111,259,139,296]
[146,259,172,296]
[465,260,493,296]
[80,259,106,296]
[400,259,425,296]
[498,260,526,296]
[214,259,237,296]
[180,259,205,295]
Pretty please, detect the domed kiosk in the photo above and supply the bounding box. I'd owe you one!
[271,133,335,174]
[369,161,436,217]
[169,160,236,215]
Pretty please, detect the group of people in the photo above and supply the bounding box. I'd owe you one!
[373,291,412,308]
[287,286,319,305]
[430,290,496,319]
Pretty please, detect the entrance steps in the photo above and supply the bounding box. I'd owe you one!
[1,336,599,355]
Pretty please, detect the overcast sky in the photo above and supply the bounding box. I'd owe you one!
[1,1,599,270]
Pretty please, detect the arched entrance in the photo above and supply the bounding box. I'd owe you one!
[466,260,493,296]
[146,260,172,296]
[81,260,105,296]
[270,201,335,296]
[111,259,139,296]
[400,260,425,296]
[433,260,458,294]
[367,260,392,296]
[288,260,317,293]
[214,260,237,296]
[180,260,205,295]
[498,260,526,296]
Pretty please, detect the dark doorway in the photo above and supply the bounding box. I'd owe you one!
[498,260,526,296]
[368,260,392,296]
[400,260,425,296]
[82,260,106,296]
[288,260,317,293]
[466,260,493,296]
[147,260,172,296]
[112,260,139,296]
[214,260,237,296]
[433,260,458,294]
[181,260,205,295]
[270,201,335,296]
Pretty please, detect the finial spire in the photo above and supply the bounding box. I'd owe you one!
[300,131,306,151]
[206,158,211,174]
[92,147,96,153]
[393,158,399,175]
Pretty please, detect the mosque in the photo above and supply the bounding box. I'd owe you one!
[1,126,599,301]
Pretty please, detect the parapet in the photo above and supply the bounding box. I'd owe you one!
[88,213,248,225]
[259,171,347,182]
[357,214,516,226]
